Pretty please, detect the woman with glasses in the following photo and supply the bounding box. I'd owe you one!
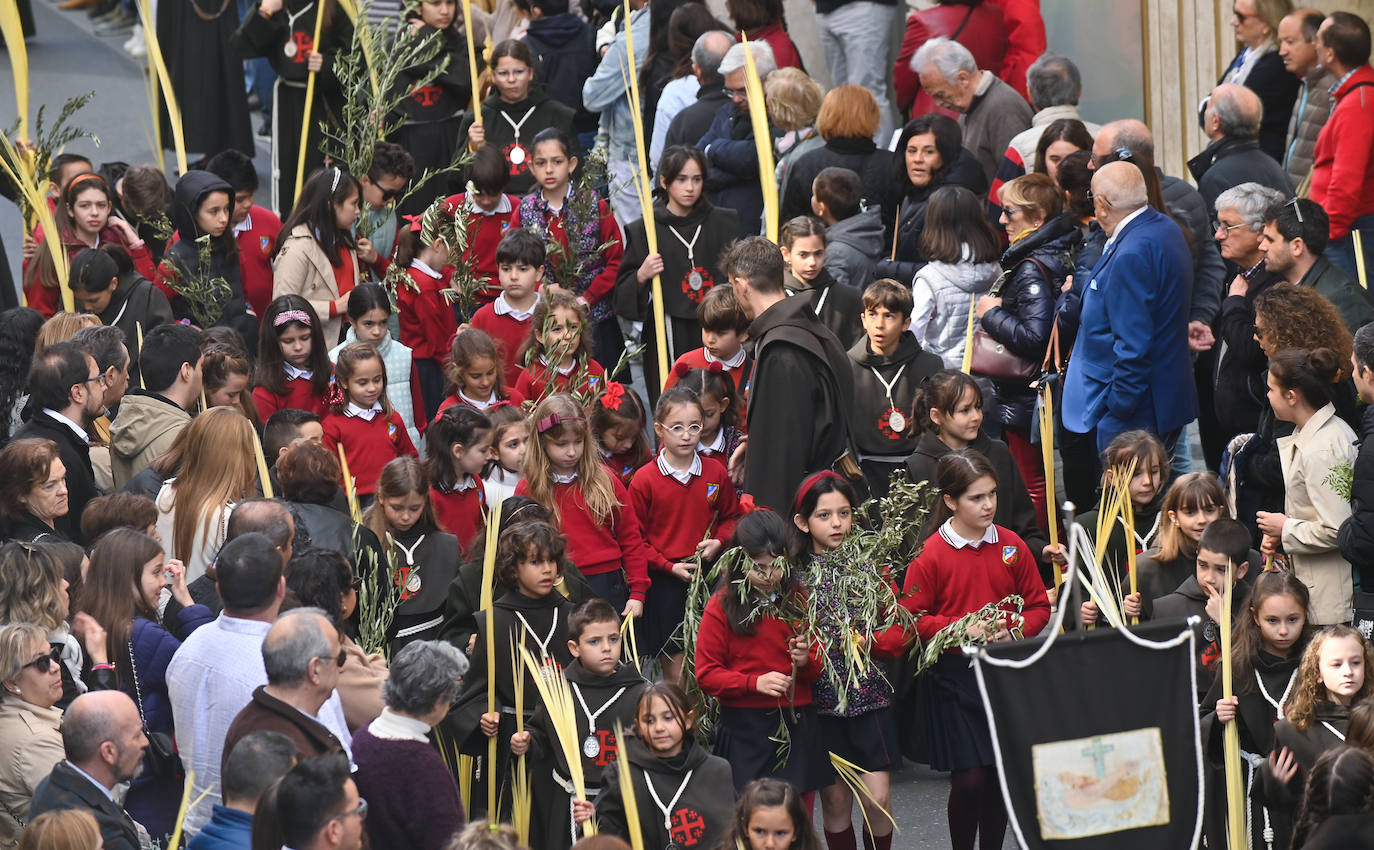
[0,622,66,848]
[0,543,97,717]
[285,547,389,733]
[76,528,214,844]
[0,440,71,545]
[459,40,577,197]
[1212,0,1300,162]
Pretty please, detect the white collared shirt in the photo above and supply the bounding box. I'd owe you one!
[283,363,313,381]
[458,389,499,410]
[366,707,432,742]
[410,258,442,279]
[540,356,574,376]
[938,518,999,549]
[698,428,726,455]
[453,474,479,492]
[42,408,89,444]
[552,471,578,484]
[470,194,513,217]
[705,347,747,369]
[1104,206,1148,250]
[345,401,383,421]
[66,761,115,801]
[233,212,254,236]
[655,449,702,485]
[494,291,540,321]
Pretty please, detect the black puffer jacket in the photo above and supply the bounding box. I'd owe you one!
[980,213,1079,429]
[875,148,987,284]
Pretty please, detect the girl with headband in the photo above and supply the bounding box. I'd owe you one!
[253,294,332,422]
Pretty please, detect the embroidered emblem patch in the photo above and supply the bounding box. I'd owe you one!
[706,483,720,503]
[1002,545,1019,565]
[260,236,272,254]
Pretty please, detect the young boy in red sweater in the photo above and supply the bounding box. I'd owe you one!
[445,145,521,309]
[471,228,545,383]
[628,387,742,682]
[205,149,282,321]
[664,283,753,406]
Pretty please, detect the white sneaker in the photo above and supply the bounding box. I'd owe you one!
[123,23,141,51]
[127,38,146,58]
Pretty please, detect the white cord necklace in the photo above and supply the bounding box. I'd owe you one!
[500,106,538,165]
[1255,669,1297,721]
[515,609,560,658]
[665,223,704,292]
[282,2,313,57]
[868,362,909,433]
[571,683,627,759]
[393,534,426,593]
[644,768,693,831]
[1320,720,1347,742]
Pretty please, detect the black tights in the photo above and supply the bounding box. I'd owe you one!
[948,766,1007,850]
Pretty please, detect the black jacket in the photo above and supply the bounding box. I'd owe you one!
[981,214,1078,429]
[779,137,894,223]
[1152,573,1254,699]
[783,269,863,350]
[1297,254,1374,333]
[1187,135,1294,215]
[875,149,987,284]
[663,82,729,160]
[614,201,740,322]
[1161,172,1227,326]
[1296,813,1374,850]
[12,409,97,545]
[1220,49,1301,162]
[29,761,143,850]
[164,170,257,349]
[846,334,942,459]
[522,15,599,135]
[96,265,173,389]
[1340,404,1374,589]
[744,294,854,513]
[1213,267,1284,437]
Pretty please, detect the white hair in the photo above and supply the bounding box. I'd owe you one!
[718,40,777,79]
[911,36,977,79]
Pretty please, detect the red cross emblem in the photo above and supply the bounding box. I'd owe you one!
[289,32,313,63]
[411,85,442,107]
[669,807,706,846]
[593,729,617,766]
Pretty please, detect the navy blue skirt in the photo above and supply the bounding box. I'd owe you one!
[924,654,996,773]
[641,571,689,658]
[714,704,834,793]
[818,706,904,773]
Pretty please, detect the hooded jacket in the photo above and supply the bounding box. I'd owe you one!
[784,268,863,349]
[97,265,173,389]
[522,15,599,135]
[876,148,988,284]
[823,208,884,290]
[911,250,1000,369]
[109,391,192,490]
[165,171,256,348]
[614,201,740,322]
[594,735,736,850]
[847,334,942,459]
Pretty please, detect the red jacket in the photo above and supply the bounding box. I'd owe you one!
[1310,65,1374,240]
[443,193,521,304]
[397,264,459,360]
[628,454,741,570]
[253,376,328,426]
[745,22,803,71]
[322,410,420,495]
[900,523,1050,648]
[695,588,824,709]
[471,299,536,383]
[430,478,486,555]
[988,0,1045,101]
[235,206,283,321]
[514,475,650,601]
[894,3,1008,118]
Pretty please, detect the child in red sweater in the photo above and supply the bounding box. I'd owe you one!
[393,219,458,421]
[437,329,526,414]
[515,393,647,618]
[629,387,741,682]
[665,283,754,414]
[322,342,420,500]
[900,449,1051,850]
[676,365,745,464]
[695,509,828,795]
[424,405,492,556]
[513,290,606,404]
[444,145,521,307]
[205,149,281,320]
[252,295,332,424]
[471,228,545,384]
[591,383,650,486]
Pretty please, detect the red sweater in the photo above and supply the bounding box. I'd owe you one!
[695,588,824,709]
[602,449,644,487]
[397,264,458,360]
[628,454,741,571]
[514,475,650,601]
[1311,65,1374,240]
[236,206,283,320]
[471,301,535,383]
[436,385,527,414]
[322,410,419,494]
[443,193,521,304]
[430,478,486,555]
[900,523,1051,647]
[252,376,328,425]
[664,347,753,410]
[513,358,606,403]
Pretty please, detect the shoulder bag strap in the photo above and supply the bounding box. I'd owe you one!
[127,641,150,732]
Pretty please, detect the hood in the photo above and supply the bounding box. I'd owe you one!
[623,730,711,772]
[783,267,834,295]
[481,88,549,114]
[565,658,647,689]
[170,170,232,242]
[847,330,922,367]
[930,149,989,198]
[526,13,586,47]
[652,199,718,228]
[826,208,885,255]
[110,392,191,458]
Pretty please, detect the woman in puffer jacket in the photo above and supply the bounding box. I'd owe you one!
[909,186,1002,369]
[975,173,1080,531]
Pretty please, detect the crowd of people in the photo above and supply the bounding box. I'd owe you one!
[10,0,1374,848]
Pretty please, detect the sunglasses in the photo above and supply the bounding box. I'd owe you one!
[317,648,348,669]
[21,647,62,675]
[379,187,402,203]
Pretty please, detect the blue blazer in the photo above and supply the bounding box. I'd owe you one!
[1061,207,1199,445]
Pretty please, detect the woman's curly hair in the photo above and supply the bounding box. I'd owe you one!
[1254,283,1353,380]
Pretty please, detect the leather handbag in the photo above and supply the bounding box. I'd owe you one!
[969,257,1053,381]
[128,641,183,781]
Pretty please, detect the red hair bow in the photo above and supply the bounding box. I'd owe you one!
[402,213,424,233]
[600,382,626,411]
[325,380,346,407]
[739,493,758,514]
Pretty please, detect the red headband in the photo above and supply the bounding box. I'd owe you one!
[537,412,584,434]
[793,470,845,516]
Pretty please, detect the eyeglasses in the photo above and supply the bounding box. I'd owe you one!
[332,798,368,823]
[379,187,402,203]
[1232,7,1260,22]
[722,86,747,99]
[21,647,62,675]
[317,648,347,669]
[1286,196,1305,224]
[1213,220,1247,236]
[80,374,106,388]
[1003,206,1024,217]
[664,423,703,437]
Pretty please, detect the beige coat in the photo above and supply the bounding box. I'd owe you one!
[0,698,64,848]
[272,224,358,345]
[338,636,388,733]
[1279,403,1358,625]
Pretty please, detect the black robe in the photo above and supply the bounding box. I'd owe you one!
[526,660,647,850]
[439,556,594,654]
[387,523,461,655]
[1259,702,1351,847]
[393,22,476,217]
[595,735,737,850]
[783,268,863,349]
[456,90,577,197]
[158,0,254,159]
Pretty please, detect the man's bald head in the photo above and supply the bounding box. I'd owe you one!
[62,691,140,762]
[1207,83,1263,139]
[1092,162,1149,235]
[1092,119,1153,168]
[692,31,736,83]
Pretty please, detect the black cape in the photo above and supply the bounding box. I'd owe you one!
[595,734,737,850]
[158,0,254,158]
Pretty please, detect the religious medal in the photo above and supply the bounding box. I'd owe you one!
[888,409,907,433]
[687,270,704,291]
[283,40,298,58]
[509,145,526,165]
[583,735,600,759]
[405,570,422,594]
[666,844,683,850]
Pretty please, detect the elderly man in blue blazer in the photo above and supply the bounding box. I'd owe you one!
[1062,161,1199,454]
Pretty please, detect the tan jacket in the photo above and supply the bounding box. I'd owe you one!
[272,224,358,345]
[0,698,64,848]
[1279,403,1359,625]
[109,392,192,490]
[338,636,388,733]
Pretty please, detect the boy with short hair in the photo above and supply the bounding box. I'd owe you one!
[848,278,942,496]
[205,149,283,319]
[664,284,753,399]
[472,229,546,382]
[445,145,523,308]
[263,408,325,467]
[811,167,883,290]
[510,598,646,850]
